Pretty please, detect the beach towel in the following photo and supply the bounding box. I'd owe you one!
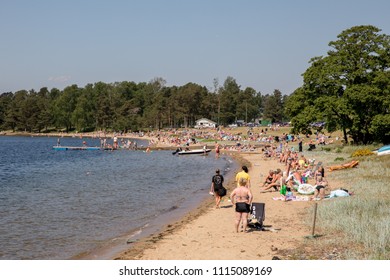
[273,196,310,201]
[326,189,350,199]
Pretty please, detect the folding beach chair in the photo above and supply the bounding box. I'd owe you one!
[248,202,265,230]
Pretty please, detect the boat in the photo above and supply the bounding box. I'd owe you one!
[53,146,101,151]
[377,145,390,156]
[177,148,212,155]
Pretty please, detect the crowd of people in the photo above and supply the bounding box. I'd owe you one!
[209,138,351,234]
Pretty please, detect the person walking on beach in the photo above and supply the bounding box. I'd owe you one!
[210,169,225,208]
[230,178,253,233]
[235,165,251,188]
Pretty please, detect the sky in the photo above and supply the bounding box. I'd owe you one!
[1,0,390,95]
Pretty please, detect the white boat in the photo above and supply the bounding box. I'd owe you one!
[177,148,212,155]
[377,145,390,156]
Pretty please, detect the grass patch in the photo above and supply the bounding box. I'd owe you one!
[334,157,345,161]
[302,148,390,259]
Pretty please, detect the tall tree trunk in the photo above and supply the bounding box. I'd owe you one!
[343,127,348,144]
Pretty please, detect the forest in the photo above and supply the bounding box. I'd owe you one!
[1,25,389,144]
[0,76,287,133]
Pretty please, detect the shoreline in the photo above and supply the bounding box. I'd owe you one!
[114,151,314,260]
[113,151,252,260]
[72,151,247,260]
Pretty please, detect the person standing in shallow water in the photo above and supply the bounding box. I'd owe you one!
[215,142,220,159]
[230,178,253,233]
[210,169,225,208]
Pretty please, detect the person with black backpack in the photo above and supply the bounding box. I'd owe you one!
[210,169,226,209]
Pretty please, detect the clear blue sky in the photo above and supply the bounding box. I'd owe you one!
[1,0,389,95]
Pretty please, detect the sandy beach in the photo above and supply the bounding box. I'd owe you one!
[115,150,317,260]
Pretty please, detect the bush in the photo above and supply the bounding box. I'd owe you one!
[334,157,345,161]
[351,148,374,157]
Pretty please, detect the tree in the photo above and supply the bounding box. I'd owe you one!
[0,92,13,130]
[286,25,390,144]
[263,89,285,123]
[72,84,96,132]
[36,87,54,132]
[234,87,261,123]
[220,76,240,125]
[54,85,80,132]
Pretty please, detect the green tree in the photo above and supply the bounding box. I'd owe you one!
[236,87,261,123]
[0,92,13,130]
[93,82,116,131]
[286,25,390,144]
[220,76,240,125]
[36,87,54,132]
[172,82,211,127]
[263,89,285,123]
[72,84,97,132]
[54,85,80,132]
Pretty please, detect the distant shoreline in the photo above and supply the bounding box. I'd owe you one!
[0,130,270,151]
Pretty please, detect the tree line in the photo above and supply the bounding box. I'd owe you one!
[0,77,287,134]
[1,25,389,144]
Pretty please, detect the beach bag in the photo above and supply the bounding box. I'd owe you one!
[217,186,227,197]
[248,203,265,229]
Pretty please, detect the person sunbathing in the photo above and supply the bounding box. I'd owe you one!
[311,175,329,200]
[260,169,282,192]
[286,169,302,189]
[261,170,274,188]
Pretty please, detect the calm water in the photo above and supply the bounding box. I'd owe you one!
[0,136,236,260]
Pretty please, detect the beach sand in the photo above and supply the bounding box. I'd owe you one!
[115,151,316,260]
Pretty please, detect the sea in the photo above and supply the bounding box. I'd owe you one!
[0,136,237,260]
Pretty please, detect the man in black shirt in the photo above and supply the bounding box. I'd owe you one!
[210,169,226,208]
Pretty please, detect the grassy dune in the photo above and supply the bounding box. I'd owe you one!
[301,145,390,259]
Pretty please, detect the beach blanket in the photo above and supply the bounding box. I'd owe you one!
[273,195,310,201]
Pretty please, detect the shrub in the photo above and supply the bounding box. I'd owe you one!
[334,157,345,161]
[351,148,374,157]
